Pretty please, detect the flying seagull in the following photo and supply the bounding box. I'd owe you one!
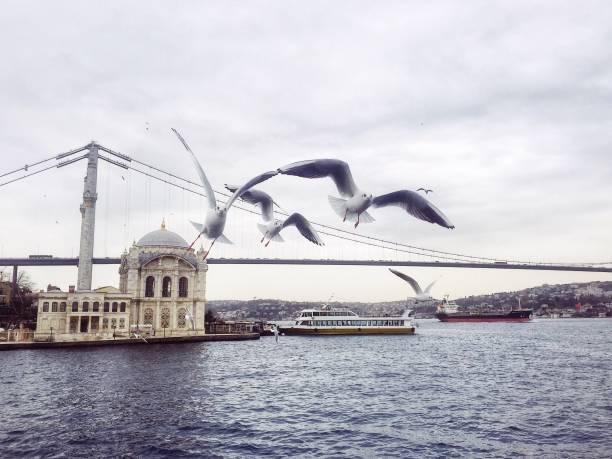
[277,159,454,229]
[416,188,433,194]
[172,128,278,257]
[389,268,437,301]
[224,185,324,247]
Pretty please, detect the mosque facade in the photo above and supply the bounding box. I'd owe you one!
[34,223,208,340]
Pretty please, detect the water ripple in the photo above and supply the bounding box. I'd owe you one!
[1,319,610,457]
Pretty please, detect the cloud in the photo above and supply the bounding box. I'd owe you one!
[1,0,611,300]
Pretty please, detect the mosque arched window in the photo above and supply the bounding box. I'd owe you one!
[120,302,126,312]
[112,302,118,312]
[162,277,172,298]
[71,302,78,312]
[59,302,66,312]
[51,302,58,312]
[103,302,110,312]
[145,276,155,297]
[42,302,49,312]
[144,308,154,325]
[93,302,99,312]
[82,302,89,312]
[179,277,188,297]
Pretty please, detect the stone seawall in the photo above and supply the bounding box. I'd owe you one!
[0,333,259,351]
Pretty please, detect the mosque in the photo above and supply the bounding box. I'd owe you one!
[35,222,208,340]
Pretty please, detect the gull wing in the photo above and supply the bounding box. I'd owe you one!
[388,268,423,295]
[224,170,278,211]
[373,190,454,229]
[281,213,324,246]
[224,184,275,222]
[424,279,437,295]
[278,159,358,198]
[172,128,216,209]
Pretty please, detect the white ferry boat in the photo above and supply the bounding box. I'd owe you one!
[278,307,416,336]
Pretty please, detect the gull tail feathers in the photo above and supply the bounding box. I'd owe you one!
[271,233,284,242]
[257,223,268,236]
[359,210,376,224]
[328,195,347,218]
[216,234,233,244]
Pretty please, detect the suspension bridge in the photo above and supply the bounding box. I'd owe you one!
[1,141,611,295]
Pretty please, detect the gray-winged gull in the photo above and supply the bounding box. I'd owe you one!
[224,185,324,247]
[277,159,454,229]
[389,268,437,301]
[172,128,278,256]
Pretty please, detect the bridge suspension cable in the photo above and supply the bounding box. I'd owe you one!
[92,150,557,265]
[1,142,606,268]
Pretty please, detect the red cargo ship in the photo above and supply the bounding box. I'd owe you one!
[435,296,532,323]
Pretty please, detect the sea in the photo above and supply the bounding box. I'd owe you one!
[1,319,610,458]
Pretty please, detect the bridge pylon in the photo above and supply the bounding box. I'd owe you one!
[76,142,98,291]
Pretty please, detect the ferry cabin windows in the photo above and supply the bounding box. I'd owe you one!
[179,277,188,297]
[303,319,406,327]
[162,277,172,297]
[145,276,155,297]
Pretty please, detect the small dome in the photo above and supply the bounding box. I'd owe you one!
[136,221,189,248]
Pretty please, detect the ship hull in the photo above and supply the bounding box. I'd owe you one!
[278,327,416,336]
[435,310,532,323]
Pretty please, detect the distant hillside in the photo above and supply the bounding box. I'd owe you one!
[207,281,612,321]
[206,298,436,321]
[455,281,612,317]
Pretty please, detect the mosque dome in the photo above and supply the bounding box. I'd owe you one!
[136,221,189,248]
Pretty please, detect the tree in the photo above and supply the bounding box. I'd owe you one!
[205,308,218,324]
[17,271,35,293]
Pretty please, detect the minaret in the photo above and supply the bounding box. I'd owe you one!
[77,143,99,291]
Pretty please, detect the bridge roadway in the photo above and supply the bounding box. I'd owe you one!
[1,257,611,273]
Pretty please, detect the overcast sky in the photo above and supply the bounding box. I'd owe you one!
[1,0,611,302]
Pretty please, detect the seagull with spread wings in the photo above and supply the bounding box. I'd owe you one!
[277,159,454,229]
[172,128,278,257]
[388,268,438,302]
[224,184,324,247]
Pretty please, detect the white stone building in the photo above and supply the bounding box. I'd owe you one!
[35,223,207,340]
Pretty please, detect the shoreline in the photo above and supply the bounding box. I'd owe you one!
[0,333,260,351]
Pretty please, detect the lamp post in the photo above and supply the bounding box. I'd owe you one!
[49,326,53,342]
[112,325,116,340]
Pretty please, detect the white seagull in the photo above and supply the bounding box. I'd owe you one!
[389,268,437,302]
[172,128,278,256]
[224,185,324,247]
[277,159,454,229]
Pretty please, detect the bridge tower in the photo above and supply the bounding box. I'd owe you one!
[77,143,98,291]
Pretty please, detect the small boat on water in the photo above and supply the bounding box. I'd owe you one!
[435,295,533,323]
[278,307,416,335]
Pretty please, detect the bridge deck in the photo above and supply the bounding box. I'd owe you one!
[1,257,611,272]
